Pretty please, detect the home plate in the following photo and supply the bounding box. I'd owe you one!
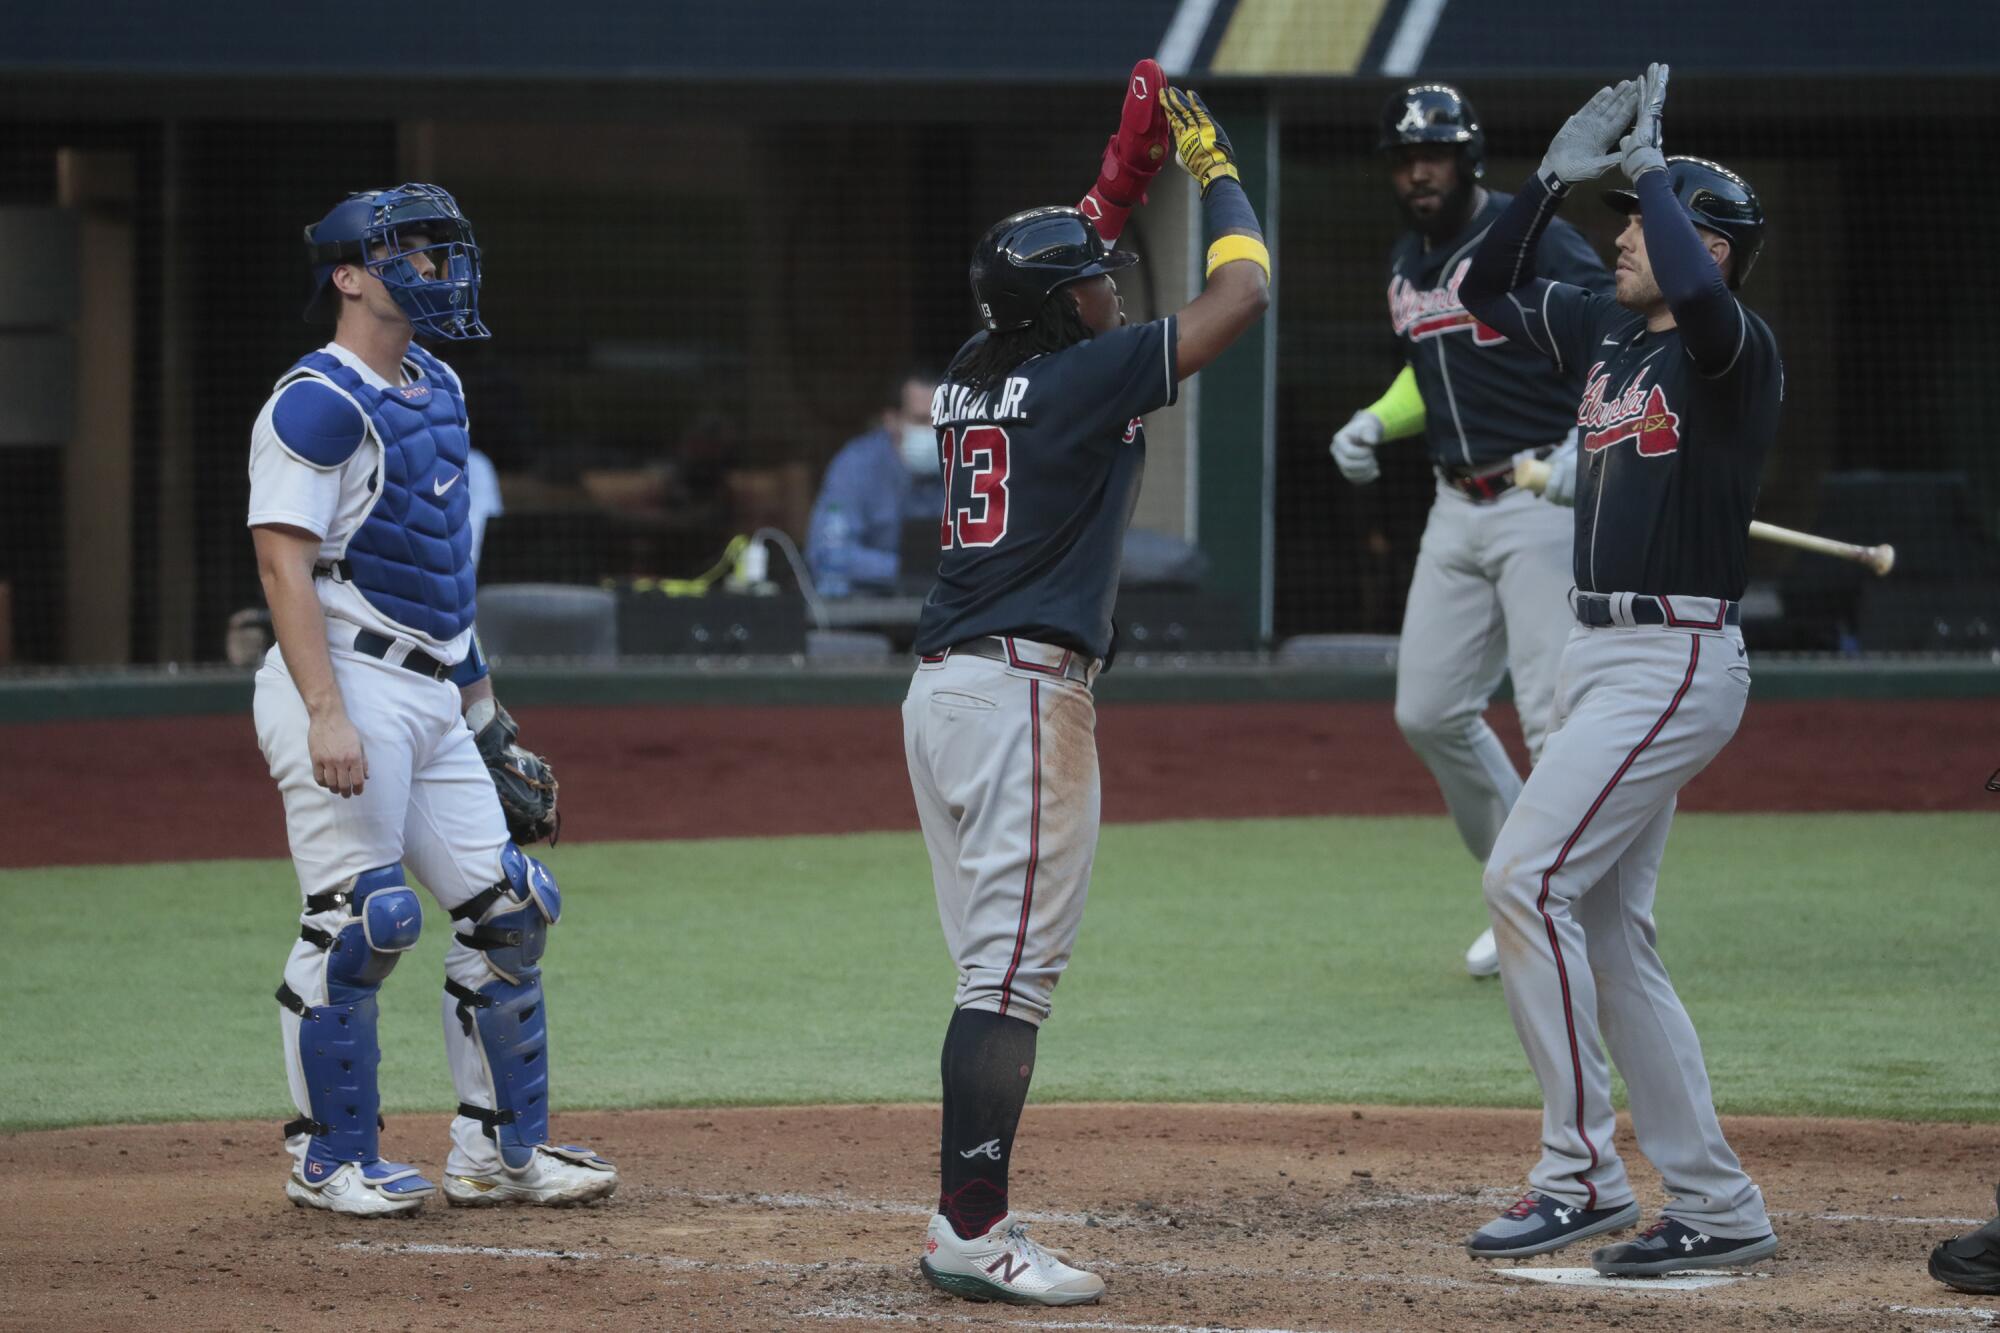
[1498,1266,1748,1291]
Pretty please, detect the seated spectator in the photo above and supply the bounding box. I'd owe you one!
[806,371,940,597]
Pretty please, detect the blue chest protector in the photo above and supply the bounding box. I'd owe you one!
[286,344,477,642]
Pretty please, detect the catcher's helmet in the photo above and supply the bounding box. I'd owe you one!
[1603,156,1765,288]
[1377,83,1485,180]
[303,182,489,340]
[969,206,1139,333]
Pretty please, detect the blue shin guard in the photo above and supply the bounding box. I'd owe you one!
[447,844,561,1170]
[278,866,424,1184]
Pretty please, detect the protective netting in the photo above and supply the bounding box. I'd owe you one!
[2,50,1994,665]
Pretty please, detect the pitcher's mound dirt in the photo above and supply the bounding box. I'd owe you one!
[5,1104,1994,1331]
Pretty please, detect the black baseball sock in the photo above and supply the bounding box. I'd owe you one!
[937,1005,1038,1240]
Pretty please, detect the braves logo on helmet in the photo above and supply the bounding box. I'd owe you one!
[1580,364,1682,457]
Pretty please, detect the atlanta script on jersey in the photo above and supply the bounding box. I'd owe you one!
[1387,190,1612,470]
[1526,288,1781,600]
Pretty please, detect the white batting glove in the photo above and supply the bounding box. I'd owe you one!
[1537,441,1580,507]
[1330,410,1386,485]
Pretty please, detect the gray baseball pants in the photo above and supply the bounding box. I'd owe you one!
[1396,478,1576,863]
[904,641,1102,1027]
[1483,601,1770,1237]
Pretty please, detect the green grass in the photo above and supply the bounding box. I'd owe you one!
[1,814,1992,1132]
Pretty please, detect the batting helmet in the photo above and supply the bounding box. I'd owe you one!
[969,206,1139,333]
[1377,83,1485,180]
[1603,156,1765,288]
[303,182,489,340]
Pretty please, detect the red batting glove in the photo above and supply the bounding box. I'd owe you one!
[1079,58,1171,245]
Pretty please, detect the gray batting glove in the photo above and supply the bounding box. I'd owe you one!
[1538,440,1579,507]
[1330,410,1385,485]
[1539,81,1638,187]
[1620,63,1670,179]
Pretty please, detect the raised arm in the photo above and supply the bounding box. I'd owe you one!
[1078,59,1171,248]
[1462,81,1636,362]
[1618,64,1745,374]
[1160,88,1271,381]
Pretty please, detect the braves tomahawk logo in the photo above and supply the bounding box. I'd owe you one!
[1389,259,1506,345]
[1578,362,1681,457]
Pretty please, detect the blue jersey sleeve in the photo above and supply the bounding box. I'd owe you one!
[1462,174,1612,377]
[1050,317,1179,440]
[270,378,367,468]
[1633,170,1755,378]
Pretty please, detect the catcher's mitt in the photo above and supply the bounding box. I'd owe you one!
[468,698,560,846]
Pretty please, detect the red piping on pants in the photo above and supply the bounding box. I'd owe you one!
[1533,634,1701,1208]
[998,680,1041,1014]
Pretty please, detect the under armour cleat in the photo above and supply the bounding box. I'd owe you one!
[920,1211,1104,1306]
[285,1158,434,1216]
[1467,1190,1639,1258]
[442,1143,617,1207]
[1591,1217,1778,1275]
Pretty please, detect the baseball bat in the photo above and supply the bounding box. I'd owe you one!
[1510,457,1896,577]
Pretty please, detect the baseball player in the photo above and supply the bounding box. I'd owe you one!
[249,183,614,1215]
[1454,67,1782,1273]
[905,79,1268,1306]
[1331,84,1612,978]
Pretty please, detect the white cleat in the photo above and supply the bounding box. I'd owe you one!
[442,1144,618,1208]
[920,1212,1105,1307]
[285,1159,434,1217]
[1465,927,1500,978]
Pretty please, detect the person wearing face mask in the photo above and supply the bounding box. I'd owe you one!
[805,371,943,597]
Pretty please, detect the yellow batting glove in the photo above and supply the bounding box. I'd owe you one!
[1162,87,1240,196]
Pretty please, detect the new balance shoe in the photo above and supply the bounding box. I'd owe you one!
[1930,1189,2000,1295]
[285,1158,434,1216]
[1467,1191,1639,1259]
[1591,1218,1779,1275]
[442,1144,617,1208]
[920,1212,1104,1306]
[1464,927,1500,978]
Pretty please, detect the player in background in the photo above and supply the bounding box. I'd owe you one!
[806,370,942,596]
[1330,84,1613,978]
[250,184,614,1215]
[905,71,1267,1306]
[1456,67,1782,1273]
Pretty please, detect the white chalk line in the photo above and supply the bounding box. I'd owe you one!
[1781,1210,1984,1227]
[339,1239,883,1276]
[800,1304,1335,1333]
[1890,1305,1998,1325]
[338,1238,1482,1288]
[600,1183,1997,1237]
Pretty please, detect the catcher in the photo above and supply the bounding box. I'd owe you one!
[251,181,609,1216]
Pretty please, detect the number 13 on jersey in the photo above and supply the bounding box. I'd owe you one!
[938,426,1011,549]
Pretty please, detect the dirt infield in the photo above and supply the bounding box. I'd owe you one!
[5,1104,1995,1332]
[7,697,1995,868]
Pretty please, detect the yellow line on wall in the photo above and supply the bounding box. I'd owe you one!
[1211,0,1391,75]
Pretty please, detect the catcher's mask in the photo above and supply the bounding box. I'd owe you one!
[303,182,489,340]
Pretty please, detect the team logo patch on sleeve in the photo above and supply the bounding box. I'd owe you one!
[1579,363,1681,457]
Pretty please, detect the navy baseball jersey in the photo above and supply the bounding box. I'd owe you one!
[1532,288,1780,599]
[912,317,1178,661]
[1389,190,1612,469]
